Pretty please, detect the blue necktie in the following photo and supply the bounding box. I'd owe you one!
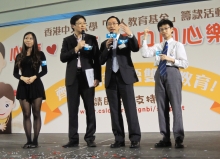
[158,41,168,76]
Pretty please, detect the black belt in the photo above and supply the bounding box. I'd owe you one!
[166,65,179,69]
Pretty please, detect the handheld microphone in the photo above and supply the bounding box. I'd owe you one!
[110,32,113,48]
[77,30,85,56]
[81,30,85,40]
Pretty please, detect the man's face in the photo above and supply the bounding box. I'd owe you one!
[0,53,6,73]
[72,18,87,33]
[159,24,173,40]
[0,96,14,119]
[106,18,120,33]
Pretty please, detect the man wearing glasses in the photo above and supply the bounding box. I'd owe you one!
[100,16,141,148]
[60,15,101,148]
[140,19,188,148]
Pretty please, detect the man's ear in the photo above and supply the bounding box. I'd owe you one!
[71,24,75,31]
[170,27,174,34]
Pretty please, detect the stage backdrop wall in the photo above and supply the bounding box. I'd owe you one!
[0,0,220,133]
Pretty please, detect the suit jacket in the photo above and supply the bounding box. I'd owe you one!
[100,34,139,88]
[60,34,101,86]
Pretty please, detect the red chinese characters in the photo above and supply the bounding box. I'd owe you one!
[206,23,220,43]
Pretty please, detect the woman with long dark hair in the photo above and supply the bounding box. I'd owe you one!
[13,32,47,148]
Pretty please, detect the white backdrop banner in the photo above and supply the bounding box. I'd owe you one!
[0,0,220,133]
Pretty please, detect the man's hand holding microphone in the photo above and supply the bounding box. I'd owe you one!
[75,30,86,53]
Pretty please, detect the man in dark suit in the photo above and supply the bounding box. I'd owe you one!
[100,16,141,148]
[60,15,101,148]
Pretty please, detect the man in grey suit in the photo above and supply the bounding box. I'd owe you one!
[100,16,141,148]
[140,19,188,148]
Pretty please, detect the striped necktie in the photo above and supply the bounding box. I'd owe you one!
[158,41,168,76]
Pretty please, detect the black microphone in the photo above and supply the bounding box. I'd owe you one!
[81,30,85,40]
[76,30,85,57]
[110,32,113,48]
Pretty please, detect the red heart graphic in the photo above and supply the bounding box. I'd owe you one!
[46,44,57,55]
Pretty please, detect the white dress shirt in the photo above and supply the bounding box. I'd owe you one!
[140,38,189,69]
[111,34,120,72]
[113,34,120,49]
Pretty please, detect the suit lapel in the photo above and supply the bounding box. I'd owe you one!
[118,34,124,40]
[69,34,77,49]
[118,34,122,45]
[84,33,89,42]
[116,34,123,49]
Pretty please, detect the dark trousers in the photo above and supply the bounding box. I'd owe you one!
[154,66,184,142]
[106,71,141,142]
[66,69,96,143]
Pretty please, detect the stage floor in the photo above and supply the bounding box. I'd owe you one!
[0,132,220,159]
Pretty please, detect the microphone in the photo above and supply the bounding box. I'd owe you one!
[81,30,85,40]
[110,32,113,48]
[77,30,85,56]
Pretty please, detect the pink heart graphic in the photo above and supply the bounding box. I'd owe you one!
[46,44,57,55]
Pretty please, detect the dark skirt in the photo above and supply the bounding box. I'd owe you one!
[16,79,46,103]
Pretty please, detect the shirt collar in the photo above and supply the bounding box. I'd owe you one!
[164,38,173,44]
[73,33,82,41]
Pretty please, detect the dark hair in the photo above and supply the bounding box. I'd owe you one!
[106,16,120,26]
[16,32,41,70]
[0,42,5,58]
[157,19,174,32]
[70,15,86,31]
[0,82,15,103]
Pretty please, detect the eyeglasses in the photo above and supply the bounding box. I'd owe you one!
[75,22,87,26]
[159,27,170,32]
[107,22,118,26]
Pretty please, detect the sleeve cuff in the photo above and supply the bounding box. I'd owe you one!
[72,48,79,54]
[142,40,147,45]
[127,34,133,38]
[173,59,179,66]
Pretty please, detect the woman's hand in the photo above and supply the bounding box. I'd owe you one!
[29,75,37,84]
[20,76,30,84]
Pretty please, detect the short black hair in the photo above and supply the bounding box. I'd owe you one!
[157,19,174,32]
[0,42,5,58]
[70,14,86,25]
[106,16,120,26]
